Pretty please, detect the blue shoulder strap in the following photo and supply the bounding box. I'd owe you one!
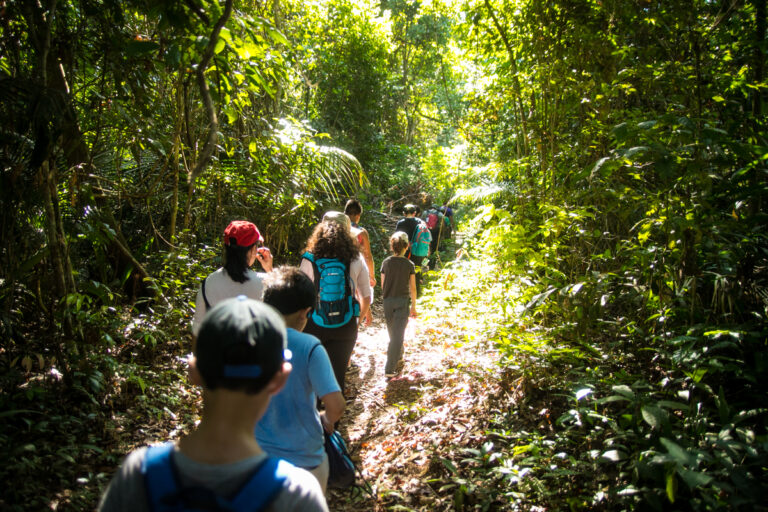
[143,443,290,512]
[231,457,292,511]
[142,442,178,512]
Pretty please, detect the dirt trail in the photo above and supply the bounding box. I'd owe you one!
[327,241,502,511]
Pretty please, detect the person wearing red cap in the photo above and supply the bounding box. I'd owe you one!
[192,221,274,339]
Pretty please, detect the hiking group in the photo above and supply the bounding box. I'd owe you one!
[98,199,453,511]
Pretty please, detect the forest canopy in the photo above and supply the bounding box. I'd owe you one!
[1,0,766,510]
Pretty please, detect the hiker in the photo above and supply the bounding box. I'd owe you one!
[98,296,328,512]
[192,220,273,339]
[381,232,417,378]
[256,266,345,493]
[440,201,454,239]
[424,205,447,254]
[300,212,372,394]
[394,203,431,297]
[344,199,375,326]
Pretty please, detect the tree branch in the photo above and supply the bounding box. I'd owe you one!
[188,0,234,182]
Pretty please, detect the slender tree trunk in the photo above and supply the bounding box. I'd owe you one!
[483,0,530,156]
[188,0,234,182]
[169,80,183,240]
[272,0,283,117]
[753,0,765,118]
[752,0,765,214]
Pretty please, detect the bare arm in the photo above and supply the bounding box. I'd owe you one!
[409,273,417,317]
[358,294,371,324]
[319,391,345,433]
[359,230,376,287]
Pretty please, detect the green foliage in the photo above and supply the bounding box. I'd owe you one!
[2,0,766,509]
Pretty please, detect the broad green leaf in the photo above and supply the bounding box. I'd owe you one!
[611,385,634,399]
[641,405,667,429]
[660,438,693,466]
[679,469,713,488]
[266,27,289,45]
[214,37,226,54]
[601,449,625,462]
[657,401,688,411]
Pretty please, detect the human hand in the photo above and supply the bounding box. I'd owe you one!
[409,308,418,318]
[319,411,333,433]
[255,247,273,272]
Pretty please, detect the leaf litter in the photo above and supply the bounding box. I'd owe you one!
[330,291,510,511]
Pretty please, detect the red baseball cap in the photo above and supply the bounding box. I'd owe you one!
[223,221,263,247]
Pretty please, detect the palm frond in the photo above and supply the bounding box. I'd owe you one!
[454,181,516,205]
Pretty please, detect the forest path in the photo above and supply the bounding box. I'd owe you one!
[329,236,505,511]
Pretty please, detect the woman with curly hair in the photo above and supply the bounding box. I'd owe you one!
[299,212,372,394]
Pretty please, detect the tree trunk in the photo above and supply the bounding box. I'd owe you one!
[169,80,184,240]
[483,0,530,156]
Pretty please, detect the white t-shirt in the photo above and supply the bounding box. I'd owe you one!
[299,254,372,302]
[192,268,266,336]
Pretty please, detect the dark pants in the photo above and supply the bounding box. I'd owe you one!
[383,297,409,374]
[408,253,425,297]
[430,227,442,253]
[303,317,358,394]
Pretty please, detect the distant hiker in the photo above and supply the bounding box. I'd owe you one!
[98,296,328,512]
[257,266,345,493]
[380,232,417,378]
[192,220,273,340]
[344,199,376,326]
[395,204,431,297]
[440,201,454,239]
[424,205,448,254]
[300,212,372,394]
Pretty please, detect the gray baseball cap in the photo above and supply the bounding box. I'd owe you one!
[195,296,290,394]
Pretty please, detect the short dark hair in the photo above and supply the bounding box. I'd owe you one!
[263,266,316,315]
[344,199,362,217]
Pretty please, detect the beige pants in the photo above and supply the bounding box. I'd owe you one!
[305,452,330,494]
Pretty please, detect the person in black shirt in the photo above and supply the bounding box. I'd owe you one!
[394,204,427,297]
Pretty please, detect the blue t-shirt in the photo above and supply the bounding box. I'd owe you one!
[255,328,340,468]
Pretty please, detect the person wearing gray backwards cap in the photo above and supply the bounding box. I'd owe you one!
[98,296,329,512]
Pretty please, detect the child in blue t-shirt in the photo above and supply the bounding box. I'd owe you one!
[380,232,418,377]
[256,267,346,492]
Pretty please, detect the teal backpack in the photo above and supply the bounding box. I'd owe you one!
[302,252,360,327]
[410,220,432,257]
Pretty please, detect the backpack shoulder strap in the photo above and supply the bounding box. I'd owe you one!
[231,457,292,511]
[142,442,178,512]
[201,276,211,310]
[411,221,423,242]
